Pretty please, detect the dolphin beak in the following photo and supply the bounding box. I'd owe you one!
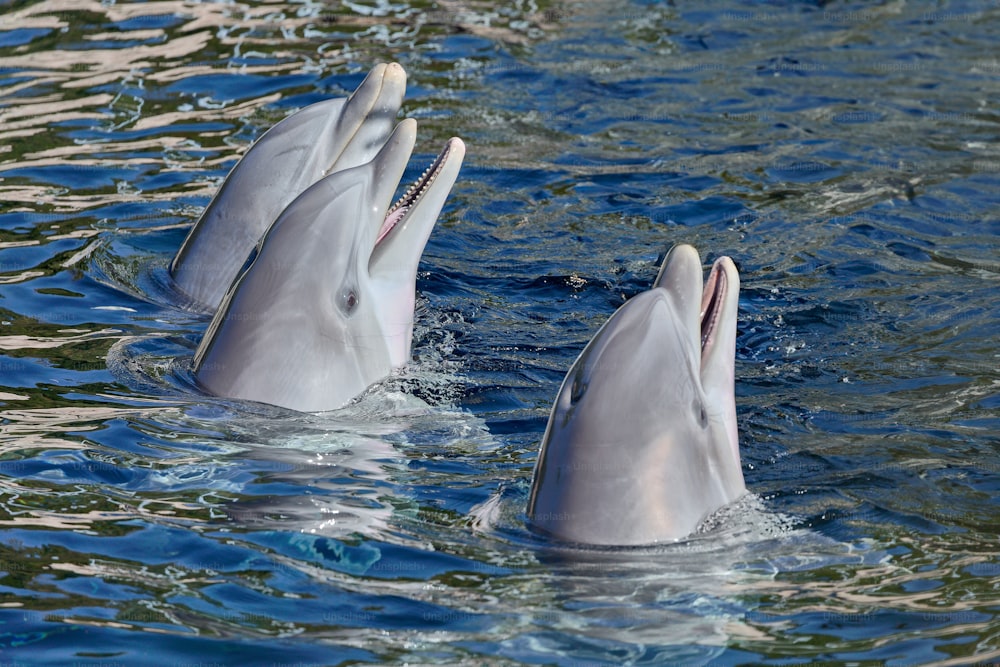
[700,254,740,463]
[652,244,739,376]
[362,118,418,235]
[369,133,466,275]
[653,244,703,359]
[654,245,741,462]
[326,62,408,175]
[700,256,739,376]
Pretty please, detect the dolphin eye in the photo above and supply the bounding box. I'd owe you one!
[341,288,359,314]
[570,374,587,404]
[695,400,708,428]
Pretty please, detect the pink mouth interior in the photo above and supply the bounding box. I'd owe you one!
[375,140,453,248]
[376,206,407,245]
[699,262,726,360]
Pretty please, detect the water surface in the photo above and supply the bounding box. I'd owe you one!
[0,1,998,664]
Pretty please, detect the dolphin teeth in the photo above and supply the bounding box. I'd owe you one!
[379,140,453,244]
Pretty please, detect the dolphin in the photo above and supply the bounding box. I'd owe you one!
[170,62,407,311]
[526,244,746,546]
[192,118,466,412]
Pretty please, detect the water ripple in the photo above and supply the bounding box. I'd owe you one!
[0,0,998,664]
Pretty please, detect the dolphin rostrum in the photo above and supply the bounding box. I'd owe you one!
[170,62,407,311]
[192,119,466,412]
[526,244,746,546]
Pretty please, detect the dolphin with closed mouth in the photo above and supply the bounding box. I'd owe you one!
[526,244,746,546]
[192,118,466,412]
[170,62,407,311]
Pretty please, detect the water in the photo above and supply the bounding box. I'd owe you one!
[1,0,998,664]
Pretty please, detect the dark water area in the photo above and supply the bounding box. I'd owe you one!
[0,1,998,664]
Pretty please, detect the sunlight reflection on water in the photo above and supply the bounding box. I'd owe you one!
[0,0,998,664]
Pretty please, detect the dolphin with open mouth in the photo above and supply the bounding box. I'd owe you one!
[192,118,465,412]
[526,244,746,546]
[170,62,407,311]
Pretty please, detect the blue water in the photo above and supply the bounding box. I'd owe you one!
[1,1,998,664]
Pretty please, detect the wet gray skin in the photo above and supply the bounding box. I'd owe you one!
[193,119,465,412]
[527,244,746,546]
[171,62,407,311]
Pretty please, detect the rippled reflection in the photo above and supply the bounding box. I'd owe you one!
[0,0,998,664]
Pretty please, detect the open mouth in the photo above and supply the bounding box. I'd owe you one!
[699,260,728,361]
[376,138,460,246]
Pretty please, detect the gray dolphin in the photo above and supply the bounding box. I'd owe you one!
[192,119,466,412]
[526,244,746,546]
[170,62,407,311]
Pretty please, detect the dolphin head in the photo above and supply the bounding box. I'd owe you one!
[171,62,408,311]
[192,119,466,412]
[526,244,745,546]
